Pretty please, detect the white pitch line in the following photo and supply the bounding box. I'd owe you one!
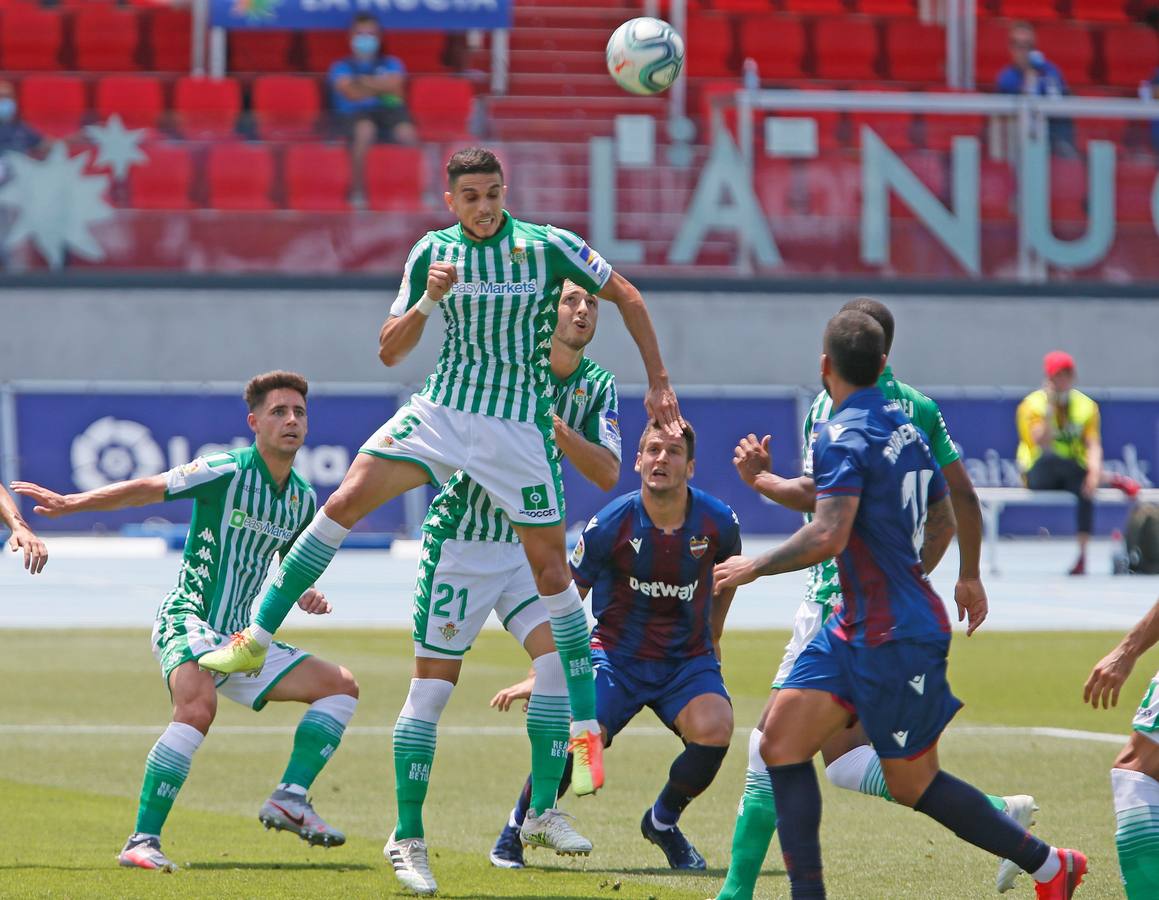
[0,723,1128,743]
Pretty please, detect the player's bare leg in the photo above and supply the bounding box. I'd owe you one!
[515,523,602,795]
[1111,733,1159,898]
[199,454,431,674]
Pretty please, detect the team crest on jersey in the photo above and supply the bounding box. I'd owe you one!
[379,435,395,448]
[689,536,710,559]
[439,621,460,642]
[573,387,586,407]
[181,461,202,475]
[509,241,527,265]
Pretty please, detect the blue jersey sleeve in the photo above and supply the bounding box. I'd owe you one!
[570,512,614,589]
[328,60,353,86]
[813,424,867,500]
[381,56,406,76]
[716,505,742,562]
[996,65,1021,94]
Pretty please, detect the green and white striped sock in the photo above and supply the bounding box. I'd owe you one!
[392,679,454,841]
[280,695,357,790]
[1113,767,1159,899]
[526,653,571,815]
[134,722,204,836]
[253,511,348,639]
[541,584,597,724]
[718,730,778,900]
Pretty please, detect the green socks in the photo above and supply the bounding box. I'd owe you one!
[540,585,597,724]
[1113,767,1159,899]
[280,695,357,790]
[134,722,203,836]
[718,730,777,900]
[253,511,348,637]
[392,679,454,840]
[526,653,572,814]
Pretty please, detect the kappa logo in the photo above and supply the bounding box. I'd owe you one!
[689,536,710,559]
[908,674,926,696]
[891,730,909,748]
[629,538,643,554]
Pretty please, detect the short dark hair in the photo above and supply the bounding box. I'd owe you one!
[638,420,696,461]
[824,311,885,388]
[244,371,309,412]
[446,147,503,187]
[352,12,378,29]
[840,297,894,356]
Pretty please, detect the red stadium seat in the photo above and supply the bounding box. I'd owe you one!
[1033,23,1094,87]
[19,75,85,138]
[976,19,1013,88]
[303,31,350,72]
[684,12,736,77]
[252,75,321,140]
[148,8,192,72]
[174,76,241,140]
[1070,0,1128,23]
[848,86,915,149]
[994,0,1059,20]
[1,7,64,70]
[708,0,771,11]
[855,0,916,14]
[95,76,164,131]
[128,144,193,210]
[207,144,274,210]
[884,20,944,82]
[782,0,845,11]
[284,144,350,211]
[229,30,295,72]
[408,75,473,141]
[72,6,141,71]
[366,145,426,211]
[738,16,807,81]
[814,17,879,81]
[1103,26,1158,88]
[1118,160,1158,224]
[389,32,448,74]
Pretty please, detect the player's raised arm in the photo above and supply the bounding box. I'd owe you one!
[553,415,619,491]
[1,485,47,574]
[596,272,681,436]
[734,433,817,513]
[378,238,444,367]
[1085,596,1159,709]
[11,475,167,517]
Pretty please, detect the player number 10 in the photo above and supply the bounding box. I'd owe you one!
[432,583,469,620]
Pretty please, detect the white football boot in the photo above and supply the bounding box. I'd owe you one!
[385,832,438,895]
[996,794,1040,893]
[520,808,593,857]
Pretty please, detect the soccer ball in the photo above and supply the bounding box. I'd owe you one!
[606,17,685,96]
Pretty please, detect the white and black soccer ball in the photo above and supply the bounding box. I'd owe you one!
[606,17,685,96]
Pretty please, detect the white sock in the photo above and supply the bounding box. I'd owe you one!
[1031,848,1061,883]
[277,783,308,796]
[540,582,583,617]
[530,651,569,697]
[250,624,274,648]
[400,677,455,723]
[308,693,359,727]
[163,721,205,757]
[747,727,763,774]
[825,745,878,792]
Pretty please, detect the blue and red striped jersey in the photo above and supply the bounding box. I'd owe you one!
[570,487,741,661]
[813,386,951,647]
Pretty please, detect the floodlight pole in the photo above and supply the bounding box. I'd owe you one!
[667,0,687,129]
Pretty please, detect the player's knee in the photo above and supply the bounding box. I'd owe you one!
[175,700,215,734]
[759,729,788,766]
[336,666,359,699]
[881,772,924,808]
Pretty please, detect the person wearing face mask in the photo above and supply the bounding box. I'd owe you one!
[0,80,45,159]
[996,21,1077,156]
[1017,351,1138,576]
[327,13,418,208]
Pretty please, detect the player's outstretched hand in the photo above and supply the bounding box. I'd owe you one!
[296,587,332,615]
[490,676,535,713]
[1084,645,1136,710]
[426,261,458,301]
[644,382,683,439]
[734,434,772,487]
[953,578,988,636]
[9,525,47,574]
[714,555,758,595]
[9,482,73,518]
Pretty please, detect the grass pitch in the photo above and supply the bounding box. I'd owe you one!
[0,627,1145,899]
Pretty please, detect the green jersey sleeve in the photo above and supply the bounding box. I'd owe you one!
[543,226,613,295]
[579,377,622,461]
[163,452,238,502]
[908,393,960,468]
[388,235,434,317]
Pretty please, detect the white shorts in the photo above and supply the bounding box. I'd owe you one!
[771,598,830,689]
[360,394,564,527]
[1132,672,1159,745]
[151,615,311,712]
[412,536,550,658]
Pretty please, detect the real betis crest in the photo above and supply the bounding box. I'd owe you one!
[689,536,710,559]
[509,241,527,265]
[439,621,460,642]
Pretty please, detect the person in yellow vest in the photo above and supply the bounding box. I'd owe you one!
[1017,350,1137,576]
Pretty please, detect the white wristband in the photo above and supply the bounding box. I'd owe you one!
[415,293,439,317]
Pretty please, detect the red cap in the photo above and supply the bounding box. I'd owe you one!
[1043,350,1075,378]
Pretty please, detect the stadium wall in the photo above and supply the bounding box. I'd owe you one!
[2,288,1156,390]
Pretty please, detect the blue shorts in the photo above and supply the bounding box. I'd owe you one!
[593,647,730,747]
[782,625,962,760]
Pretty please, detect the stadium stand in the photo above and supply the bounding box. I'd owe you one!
[95,76,164,131]
[19,75,85,139]
[207,143,275,210]
[128,144,194,210]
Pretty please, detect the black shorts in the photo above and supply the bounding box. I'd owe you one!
[338,106,412,141]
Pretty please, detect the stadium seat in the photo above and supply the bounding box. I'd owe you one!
[19,75,85,139]
[388,32,448,74]
[976,19,1013,88]
[1069,0,1128,23]
[847,86,915,149]
[994,0,1060,20]
[782,0,845,12]
[366,145,426,211]
[128,144,193,210]
[229,30,295,72]
[284,144,350,211]
[738,16,807,81]
[252,75,321,140]
[684,12,736,77]
[855,0,916,14]
[708,0,771,11]
[814,17,879,81]
[207,144,274,210]
[408,76,474,141]
[697,80,743,139]
[1,7,64,70]
[72,6,141,71]
[1118,160,1158,224]
[148,8,192,72]
[884,20,944,82]
[303,30,350,72]
[95,76,164,131]
[1033,23,1094,87]
[1103,26,1159,88]
[174,76,241,140]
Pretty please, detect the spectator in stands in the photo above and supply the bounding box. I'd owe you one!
[997,22,1077,156]
[328,13,418,208]
[1017,351,1137,576]
[0,80,45,159]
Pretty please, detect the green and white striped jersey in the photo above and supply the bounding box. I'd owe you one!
[423,356,620,544]
[158,445,317,635]
[800,365,960,611]
[390,213,613,425]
